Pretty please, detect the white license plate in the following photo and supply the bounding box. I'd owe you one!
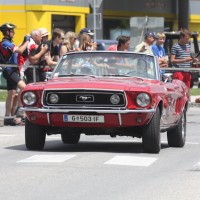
[63,114,105,123]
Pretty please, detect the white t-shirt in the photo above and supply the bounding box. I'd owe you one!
[134,41,154,55]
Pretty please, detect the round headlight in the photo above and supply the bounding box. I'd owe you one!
[136,93,151,107]
[49,94,59,104]
[23,92,36,106]
[110,94,120,104]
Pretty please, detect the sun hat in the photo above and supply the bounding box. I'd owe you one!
[39,28,50,37]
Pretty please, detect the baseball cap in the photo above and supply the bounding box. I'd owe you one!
[144,32,157,39]
[80,28,94,35]
[39,28,50,37]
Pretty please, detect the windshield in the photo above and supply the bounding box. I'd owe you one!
[53,52,157,80]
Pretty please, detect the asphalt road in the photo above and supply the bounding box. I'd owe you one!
[0,103,200,200]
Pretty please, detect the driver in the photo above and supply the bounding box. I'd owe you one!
[136,58,154,79]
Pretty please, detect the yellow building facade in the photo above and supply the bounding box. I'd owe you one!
[1,0,200,44]
[0,2,89,45]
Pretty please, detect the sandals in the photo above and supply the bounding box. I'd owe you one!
[3,107,26,126]
[4,117,25,126]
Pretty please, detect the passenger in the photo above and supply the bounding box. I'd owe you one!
[136,58,155,79]
[107,36,130,51]
[117,35,130,51]
[0,22,30,125]
[107,36,131,69]
[107,44,117,51]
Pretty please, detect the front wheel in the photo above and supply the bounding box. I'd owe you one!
[25,119,46,150]
[167,109,186,147]
[142,108,161,153]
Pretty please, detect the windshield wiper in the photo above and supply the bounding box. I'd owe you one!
[58,74,96,78]
[101,74,132,77]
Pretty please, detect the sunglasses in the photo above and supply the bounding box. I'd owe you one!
[9,30,15,34]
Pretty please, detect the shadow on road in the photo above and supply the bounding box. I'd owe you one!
[5,140,169,154]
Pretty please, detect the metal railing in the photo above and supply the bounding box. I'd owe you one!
[0,64,52,83]
[161,67,200,72]
[1,64,200,84]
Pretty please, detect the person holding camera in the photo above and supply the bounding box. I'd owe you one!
[22,29,48,83]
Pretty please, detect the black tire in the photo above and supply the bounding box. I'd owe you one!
[25,119,46,150]
[61,128,80,144]
[142,108,161,153]
[167,109,186,147]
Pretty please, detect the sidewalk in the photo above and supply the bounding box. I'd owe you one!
[190,96,200,108]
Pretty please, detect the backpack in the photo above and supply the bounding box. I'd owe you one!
[0,41,13,64]
[0,42,6,64]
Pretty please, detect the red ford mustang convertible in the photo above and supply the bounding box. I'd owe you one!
[21,51,189,153]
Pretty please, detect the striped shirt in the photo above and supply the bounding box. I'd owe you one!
[171,42,191,68]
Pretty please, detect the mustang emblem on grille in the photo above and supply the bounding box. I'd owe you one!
[76,95,94,102]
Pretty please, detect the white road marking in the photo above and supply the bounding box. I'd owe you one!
[0,135,15,137]
[186,142,199,145]
[104,156,158,167]
[46,136,61,139]
[17,155,76,163]
[192,162,200,171]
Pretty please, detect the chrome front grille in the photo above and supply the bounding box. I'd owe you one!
[43,89,126,108]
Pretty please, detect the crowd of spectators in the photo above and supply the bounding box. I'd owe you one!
[0,22,196,125]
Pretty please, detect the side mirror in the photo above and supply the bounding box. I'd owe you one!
[163,73,173,82]
[45,72,52,80]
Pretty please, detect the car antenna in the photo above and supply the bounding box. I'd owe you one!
[139,16,149,44]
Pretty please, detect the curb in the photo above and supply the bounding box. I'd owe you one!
[189,102,200,108]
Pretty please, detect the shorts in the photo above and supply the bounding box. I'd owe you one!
[3,69,21,90]
[173,71,191,90]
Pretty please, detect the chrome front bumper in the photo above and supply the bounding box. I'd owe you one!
[20,107,156,114]
[20,107,156,126]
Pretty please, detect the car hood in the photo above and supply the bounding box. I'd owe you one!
[25,76,159,92]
